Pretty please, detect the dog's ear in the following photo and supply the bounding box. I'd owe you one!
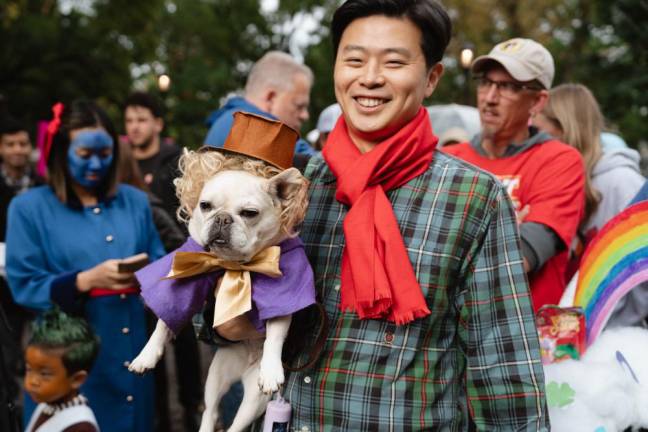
[267,168,304,204]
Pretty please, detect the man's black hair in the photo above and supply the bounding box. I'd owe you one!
[123,91,164,119]
[0,117,28,141]
[331,0,452,69]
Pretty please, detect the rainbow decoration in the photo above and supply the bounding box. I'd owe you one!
[574,201,648,345]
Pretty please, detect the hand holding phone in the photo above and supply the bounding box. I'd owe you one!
[117,253,150,273]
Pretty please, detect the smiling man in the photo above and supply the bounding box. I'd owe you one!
[444,39,585,311]
[214,0,547,430]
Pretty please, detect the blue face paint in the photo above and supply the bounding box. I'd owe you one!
[67,130,114,189]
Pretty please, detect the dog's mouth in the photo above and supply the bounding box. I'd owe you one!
[206,233,230,250]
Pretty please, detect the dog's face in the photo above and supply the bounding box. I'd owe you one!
[188,168,303,262]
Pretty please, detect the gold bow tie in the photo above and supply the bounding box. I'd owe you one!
[165,246,282,327]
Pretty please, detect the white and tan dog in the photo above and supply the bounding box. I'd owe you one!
[129,114,312,432]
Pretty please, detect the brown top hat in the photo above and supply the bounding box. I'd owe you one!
[216,111,299,170]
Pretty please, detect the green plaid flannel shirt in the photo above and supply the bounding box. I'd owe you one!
[284,151,549,431]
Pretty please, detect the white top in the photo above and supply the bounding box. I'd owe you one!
[26,402,99,432]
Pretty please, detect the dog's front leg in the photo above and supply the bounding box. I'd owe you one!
[128,319,172,374]
[258,314,292,394]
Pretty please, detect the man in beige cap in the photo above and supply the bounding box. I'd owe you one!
[444,38,586,312]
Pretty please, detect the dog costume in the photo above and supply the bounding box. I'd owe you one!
[137,236,315,334]
[135,111,316,335]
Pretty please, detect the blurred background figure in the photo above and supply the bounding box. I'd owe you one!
[124,92,182,224]
[0,117,42,412]
[312,103,341,151]
[117,140,185,253]
[444,37,586,312]
[426,103,480,145]
[533,83,645,235]
[123,93,203,432]
[6,100,165,432]
[204,51,315,159]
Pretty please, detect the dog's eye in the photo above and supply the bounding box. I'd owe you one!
[199,201,212,212]
[240,209,259,218]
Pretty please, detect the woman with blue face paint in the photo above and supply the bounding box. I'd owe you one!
[5,100,165,432]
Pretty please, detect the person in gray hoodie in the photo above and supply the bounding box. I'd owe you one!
[534,83,645,235]
[535,83,648,328]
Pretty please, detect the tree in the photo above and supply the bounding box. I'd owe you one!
[0,0,163,128]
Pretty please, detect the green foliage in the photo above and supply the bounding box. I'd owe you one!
[2,0,647,148]
[154,0,273,147]
[0,0,164,131]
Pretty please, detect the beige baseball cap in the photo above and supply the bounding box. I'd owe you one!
[471,38,555,89]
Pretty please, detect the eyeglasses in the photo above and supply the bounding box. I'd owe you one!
[474,76,543,98]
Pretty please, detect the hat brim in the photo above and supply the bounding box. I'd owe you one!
[199,146,288,170]
[471,55,547,88]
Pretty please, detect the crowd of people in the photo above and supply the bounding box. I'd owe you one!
[1,0,647,431]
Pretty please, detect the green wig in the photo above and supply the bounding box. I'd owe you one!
[28,308,100,375]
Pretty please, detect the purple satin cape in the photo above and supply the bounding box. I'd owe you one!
[136,236,316,335]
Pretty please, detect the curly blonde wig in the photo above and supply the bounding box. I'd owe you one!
[174,149,309,237]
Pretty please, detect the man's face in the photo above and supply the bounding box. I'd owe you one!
[124,106,162,148]
[269,73,311,131]
[0,130,31,171]
[477,67,544,141]
[24,346,83,404]
[334,15,442,145]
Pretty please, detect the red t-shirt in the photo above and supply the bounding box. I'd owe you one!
[443,140,585,310]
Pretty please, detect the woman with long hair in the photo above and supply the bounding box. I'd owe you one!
[6,100,165,431]
[533,83,645,233]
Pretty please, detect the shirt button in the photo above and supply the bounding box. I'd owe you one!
[105,235,114,242]
[93,207,101,215]
[120,294,127,300]
[126,395,134,402]
[122,327,130,334]
[123,360,130,368]
[334,284,340,291]
[384,331,394,343]
[303,376,311,384]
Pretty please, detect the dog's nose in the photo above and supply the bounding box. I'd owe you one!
[214,212,233,227]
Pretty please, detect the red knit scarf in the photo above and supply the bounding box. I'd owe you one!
[322,107,437,325]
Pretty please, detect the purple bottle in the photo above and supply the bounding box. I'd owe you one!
[263,394,291,432]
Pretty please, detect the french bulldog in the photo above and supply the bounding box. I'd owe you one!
[129,158,311,432]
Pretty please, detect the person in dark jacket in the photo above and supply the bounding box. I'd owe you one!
[0,118,41,410]
[122,94,202,431]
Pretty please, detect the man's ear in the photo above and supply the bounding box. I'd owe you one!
[267,168,304,204]
[260,89,277,113]
[530,90,549,117]
[154,118,164,134]
[424,63,444,98]
[69,370,88,390]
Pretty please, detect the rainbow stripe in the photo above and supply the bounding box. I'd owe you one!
[574,201,648,345]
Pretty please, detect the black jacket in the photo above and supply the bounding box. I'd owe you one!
[137,143,183,228]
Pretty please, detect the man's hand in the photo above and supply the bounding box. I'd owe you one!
[215,314,265,341]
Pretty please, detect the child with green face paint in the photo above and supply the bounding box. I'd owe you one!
[24,309,100,432]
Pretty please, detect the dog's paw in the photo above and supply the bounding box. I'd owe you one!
[128,346,163,374]
[258,355,285,394]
